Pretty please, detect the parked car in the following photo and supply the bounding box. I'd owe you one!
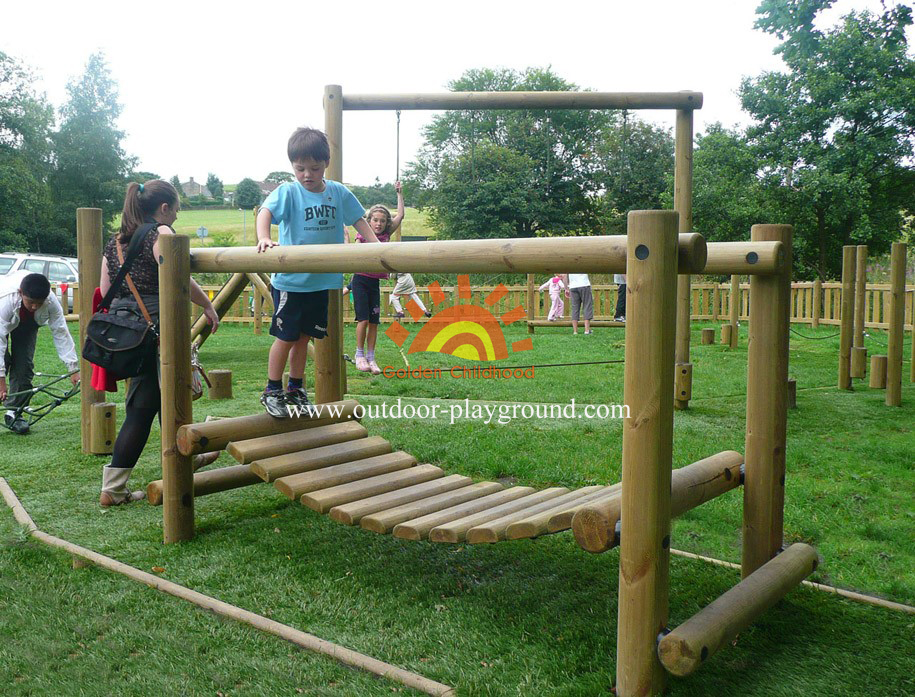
[0,253,79,312]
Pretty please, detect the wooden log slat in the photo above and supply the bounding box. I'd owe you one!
[274,452,417,500]
[360,482,505,534]
[468,486,606,544]
[573,451,743,554]
[328,473,471,525]
[509,484,622,539]
[177,400,361,455]
[227,421,368,464]
[304,465,445,515]
[147,465,263,506]
[428,488,569,544]
[658,543,818,677]
[251,436,392,483]
[546,483,623,533]
[393,487,537,541]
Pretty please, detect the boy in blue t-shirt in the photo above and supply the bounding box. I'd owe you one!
[255,127,380,417]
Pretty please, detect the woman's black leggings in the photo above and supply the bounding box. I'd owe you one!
[110,405,159,468]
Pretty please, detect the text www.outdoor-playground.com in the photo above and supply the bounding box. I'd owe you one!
[287,398,629,425]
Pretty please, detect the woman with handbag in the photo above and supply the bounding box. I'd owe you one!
[98,180,219,506]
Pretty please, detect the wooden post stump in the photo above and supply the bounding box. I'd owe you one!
[721,324,733,347]
[701,328,714,345]
[869,355,887,389]
[838,246,855,390]
[208,370,233,400]
[89,402,116,454]
[850,346,867,379]
[787,379,796,410]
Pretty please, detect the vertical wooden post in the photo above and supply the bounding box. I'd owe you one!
[320,84,345,403]
[838,246,856,390]
[911,293,915,384]
[527,274,535,334]
[853,246,867,347]
[728,274,740,349]
[89,402,116,454]
[673,109,693,410]
[743,224,792,578]
[616,210,679,697]
[886,242,907,406]
[77,208,104,454]
[253,284,263,335]
[711,284,719,322]
[158,233,194,543]
[812,278,821,328]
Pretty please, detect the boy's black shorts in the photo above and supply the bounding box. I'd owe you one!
[352,275,381,325]
[270,288,329,340]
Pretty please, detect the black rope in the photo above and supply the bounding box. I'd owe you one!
[790,327,841,340]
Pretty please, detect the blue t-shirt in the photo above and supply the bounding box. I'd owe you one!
[262,179,364,292]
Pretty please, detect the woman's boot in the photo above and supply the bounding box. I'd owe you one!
[99,465,146,506]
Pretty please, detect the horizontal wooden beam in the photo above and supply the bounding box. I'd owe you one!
[177,400,361,456]
[147,465,262,505]
[190,234,707,275]
[703,241,785,276]
[572,450,743,554]
[658,543,818,677]
[340,91,703,111]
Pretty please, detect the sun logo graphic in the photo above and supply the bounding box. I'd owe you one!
[384,275,533,360]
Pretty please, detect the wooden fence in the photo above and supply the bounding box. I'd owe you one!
[56,279,915,331]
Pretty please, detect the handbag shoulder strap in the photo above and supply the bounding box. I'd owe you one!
[98,222,156,311]
[115,234,155,327]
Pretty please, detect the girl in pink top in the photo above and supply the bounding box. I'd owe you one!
[351,181,404,375]
[539,276,566,321]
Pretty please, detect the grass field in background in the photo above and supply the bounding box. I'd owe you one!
[126,206,437,247]
[0,320,913,696]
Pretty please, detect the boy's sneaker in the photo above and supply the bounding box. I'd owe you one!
[355,356,371,372]
[394,312,405,319]
[285,388,316,417]
[615,316,626,323]
[367,360,383,376]
[424,311,432,318]
[260,390,289,419]
[4,413,29,434]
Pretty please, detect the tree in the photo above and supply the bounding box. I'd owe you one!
[265,171,293,184]
[51,53,134,247]
[690,123,771,243]
[170,174,181,190]
[594,115,675,233]
[427,144,544,239]
[235,178,263,208]
[0,51,55,252]
[409,67,611,238]
[739,1,915,278]
[206,172,224,200]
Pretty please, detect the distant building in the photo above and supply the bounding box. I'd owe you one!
[180,177,213,199]
[257,181,280,196]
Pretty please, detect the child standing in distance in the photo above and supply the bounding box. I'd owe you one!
[538,275,565,321]
[389,273,431,319]
[256,127,379,417]
[563,273,594,335]
[614,273,626,322]
[351,181,404,375]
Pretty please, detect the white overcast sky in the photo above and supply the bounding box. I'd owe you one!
[2,0,904,186]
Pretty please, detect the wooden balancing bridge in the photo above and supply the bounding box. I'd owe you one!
[73,89,815,696]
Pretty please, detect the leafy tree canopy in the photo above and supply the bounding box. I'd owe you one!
[740,0,915,277]
[51,52,134,247]
[235,178,263,208]
[206,172,224,199]
[265,170,293,184]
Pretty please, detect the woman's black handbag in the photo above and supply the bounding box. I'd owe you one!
[81,224,158,378]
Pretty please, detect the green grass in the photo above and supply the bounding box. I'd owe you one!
[1,320,913,696]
